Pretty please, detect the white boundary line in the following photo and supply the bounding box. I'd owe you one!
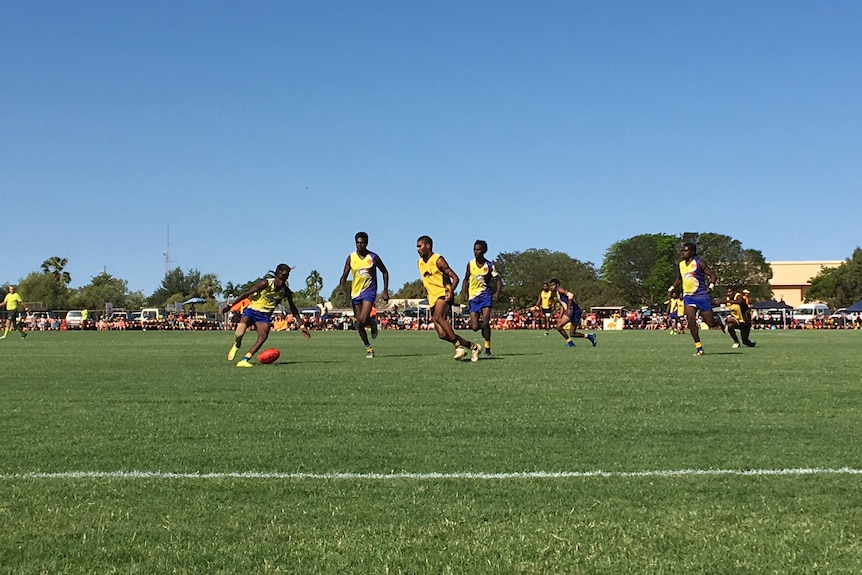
[2,467,861,481]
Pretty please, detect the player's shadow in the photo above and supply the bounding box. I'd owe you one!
[268,359,347,366]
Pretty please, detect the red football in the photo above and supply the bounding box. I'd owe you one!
[258,348,280,364]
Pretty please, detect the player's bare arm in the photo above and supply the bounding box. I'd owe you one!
[460,263,471,303]
[286,291,311,340]
[337,256,352,295]
[436,256,459,301]
[221,278,268,313]
[493,273,503,301]
[702,261,718,292]
[377,257,390,301]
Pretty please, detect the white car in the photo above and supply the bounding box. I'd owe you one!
[65,310,87,329]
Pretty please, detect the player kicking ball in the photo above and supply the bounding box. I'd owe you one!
[221,263,310,368]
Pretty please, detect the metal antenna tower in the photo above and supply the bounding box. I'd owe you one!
[163,225,174,275]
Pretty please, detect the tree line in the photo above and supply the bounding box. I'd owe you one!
[7,235,861,313]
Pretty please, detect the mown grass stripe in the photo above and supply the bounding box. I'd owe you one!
[3,467,861,480]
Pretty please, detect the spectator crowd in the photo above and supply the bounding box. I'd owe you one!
[7,305,861,335]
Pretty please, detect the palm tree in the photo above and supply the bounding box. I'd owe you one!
[223,281,237,297]
[41,256,72,285]
[305,270,324,302]
[196,274,222,300]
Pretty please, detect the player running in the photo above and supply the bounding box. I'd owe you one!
[416,235,482,362]
[338,231,390,359]
[665,291,684,335]
[668,242,722,356]
[461,239,502,357]
[1,285,28,339]
[535,282,556,335]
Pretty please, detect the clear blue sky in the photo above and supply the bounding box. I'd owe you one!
[3,1,860,297]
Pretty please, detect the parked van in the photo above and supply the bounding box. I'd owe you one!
[795,303,829,325]
[140,308,169,328]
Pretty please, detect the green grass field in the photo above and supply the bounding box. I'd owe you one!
[2,328,861,574]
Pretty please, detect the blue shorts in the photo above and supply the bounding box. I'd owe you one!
[352,293,376,306]
[669,312,678,320]
[469,292,493,314]
[565,304,582,325]
[242,308,273,325]
[683,294,713,312]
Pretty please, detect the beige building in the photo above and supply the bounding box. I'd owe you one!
[768,261,842,308]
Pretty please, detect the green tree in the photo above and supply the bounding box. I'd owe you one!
[149,268,205,306]
[288,290,315,309]
[73,272,130,311]
[223,281,238,298]
[807,247,862,308]
[305,270,324,302]
[600,234,678,308]
[149,268,185,305]
[494,248,613,309]
[184,269,203,297]
[125,291,148,311]
[16,271,72,310]
[196,274,222,300]
[40,256,72,286]
[13,256,76,309]
[329,282,353,309]
[392,279,427,300]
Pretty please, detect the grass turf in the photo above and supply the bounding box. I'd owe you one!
[1,328,860,573]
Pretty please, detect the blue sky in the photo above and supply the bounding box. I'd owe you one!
[2,1,860,297]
